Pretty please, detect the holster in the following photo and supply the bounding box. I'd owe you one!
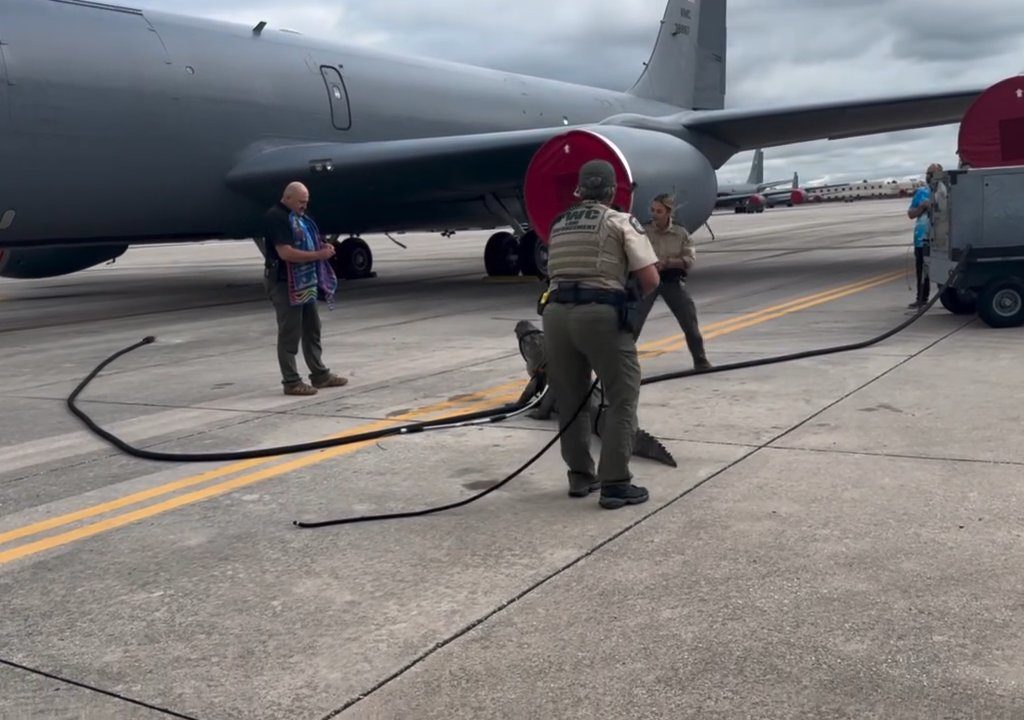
[536,286,551,316]
[619,280,643,335]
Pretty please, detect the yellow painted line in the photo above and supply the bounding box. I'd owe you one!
[0,394,520,565]
[640,271,902,358]
[0,383,521,549]
[0,270,900,564]
[638,270,902,353]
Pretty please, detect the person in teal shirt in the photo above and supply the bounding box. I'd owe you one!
[906,163,941,308]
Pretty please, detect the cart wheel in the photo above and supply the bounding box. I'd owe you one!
[978,277,1024,328]
[938,287,977,315]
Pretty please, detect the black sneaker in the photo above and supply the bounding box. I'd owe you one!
[567,472,600,498]
[599,483,649,509]
[693,357,712,371]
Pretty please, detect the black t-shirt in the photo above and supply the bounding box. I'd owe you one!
[264,202,296,279]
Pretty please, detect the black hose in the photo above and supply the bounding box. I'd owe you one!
[68,252,969,527]
[66,338,549,462]
[293,379,599,528]
[292,249,970,527]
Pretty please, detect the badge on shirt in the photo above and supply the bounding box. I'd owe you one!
[628,216,647,235]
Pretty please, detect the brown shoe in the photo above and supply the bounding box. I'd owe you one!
[312,373,348,389]
[283,381,317,396]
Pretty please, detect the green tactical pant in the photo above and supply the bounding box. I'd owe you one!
[264,276,332,386]
[633,280,707,361]
[541,302,641,487]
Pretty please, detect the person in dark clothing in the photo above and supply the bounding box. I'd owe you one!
[263,181,348,395]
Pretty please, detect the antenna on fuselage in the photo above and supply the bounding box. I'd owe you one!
[252,21,267,36]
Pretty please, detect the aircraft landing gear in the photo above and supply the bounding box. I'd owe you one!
[484,231,520,276]
[328,235,375,280]
[484,230,548,279]
[517,230,548,279]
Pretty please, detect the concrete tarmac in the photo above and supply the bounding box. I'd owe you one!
[2,199,1022,719]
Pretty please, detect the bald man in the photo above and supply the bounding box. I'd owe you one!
[263,182,348,395]
[906,164,942,308]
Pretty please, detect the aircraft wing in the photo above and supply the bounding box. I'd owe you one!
[679,86,985,151]
[225,127,567,205]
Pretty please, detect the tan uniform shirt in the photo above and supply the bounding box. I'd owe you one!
[643,221,695,270]
[611,211,660,272]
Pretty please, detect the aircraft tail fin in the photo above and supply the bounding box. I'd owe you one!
[628,0,727,110]
[746,148,764,185]
[792,171,799,188]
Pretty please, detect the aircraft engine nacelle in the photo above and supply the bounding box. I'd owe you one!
[747,193,765,208]
[523,126,718,243]
[0,244,128,279]
[790,188,807,205]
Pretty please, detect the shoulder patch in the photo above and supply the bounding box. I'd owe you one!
[628,216,647,234]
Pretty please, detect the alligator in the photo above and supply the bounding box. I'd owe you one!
[515,320,677,467]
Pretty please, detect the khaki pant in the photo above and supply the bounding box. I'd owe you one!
[633,280,707,361]
[541,302,641,487]
[264,276,331,386]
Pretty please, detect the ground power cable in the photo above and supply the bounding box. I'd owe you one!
[67,252,970,528]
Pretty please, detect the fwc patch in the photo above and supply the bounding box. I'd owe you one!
[629,216,647,234]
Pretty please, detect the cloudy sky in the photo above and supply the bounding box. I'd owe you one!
[130,0,1023,186]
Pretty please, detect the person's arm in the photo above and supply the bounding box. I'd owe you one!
[266,215,335,263]
[907,191,929,219]
[634,263,660,296]
[665,229,695,270]
[613,213,661,297]
[275,243,334,263]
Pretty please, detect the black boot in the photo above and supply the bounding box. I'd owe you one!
[599,483,649,509]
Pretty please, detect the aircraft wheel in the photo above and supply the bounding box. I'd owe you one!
[484,231,520,276]
[938,287,976,315]
[331,236,374,279]
[517,230,548,279]
[978,277,1024,328]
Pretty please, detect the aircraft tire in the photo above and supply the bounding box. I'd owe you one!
[978,277,1024,328]
[484,231,520,276]
[517,230,547,279]
[332,236,374,279]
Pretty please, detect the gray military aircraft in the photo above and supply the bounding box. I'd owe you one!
[0,0,987,281]
[714,149,802,213]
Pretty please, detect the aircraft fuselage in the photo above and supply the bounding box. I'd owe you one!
[0,0,681,248]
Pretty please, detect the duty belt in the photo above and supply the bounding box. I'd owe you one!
[547,286,626,306]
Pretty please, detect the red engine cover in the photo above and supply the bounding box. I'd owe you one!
[790,188,806,205]
[958,75,1024,168]
[523,130,636,244]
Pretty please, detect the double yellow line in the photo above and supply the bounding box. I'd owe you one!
[0,270,901,565]
[640,270,903,358]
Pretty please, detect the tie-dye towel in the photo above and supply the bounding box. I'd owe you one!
[286,212,338,309]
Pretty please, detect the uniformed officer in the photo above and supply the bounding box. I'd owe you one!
[541,160,660,509]
[633,193,712,370]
